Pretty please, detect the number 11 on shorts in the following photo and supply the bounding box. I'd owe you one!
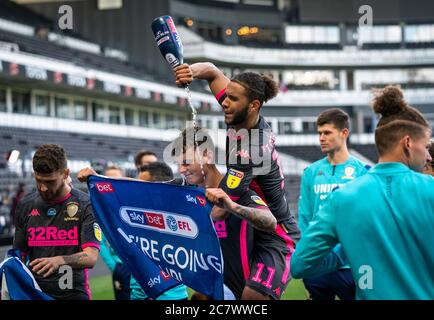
[251,263,276,289]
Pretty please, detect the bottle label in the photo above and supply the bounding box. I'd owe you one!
[165,53,180,68]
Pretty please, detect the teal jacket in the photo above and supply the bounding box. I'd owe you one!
[291,163,434,299]
[100,233,123,272]
[130,277,188,300]
[298,156,370,233]
[101,234,188,300]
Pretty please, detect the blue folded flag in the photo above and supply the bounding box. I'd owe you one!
[88,176,224,300]
[0,249,53,300]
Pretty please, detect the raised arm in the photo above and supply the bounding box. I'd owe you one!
[174,62,230,97]
[77,167,142,183]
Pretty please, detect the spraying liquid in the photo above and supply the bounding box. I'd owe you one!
[184,86,197,127]
[184,86,206,184]
[151,16,205,184]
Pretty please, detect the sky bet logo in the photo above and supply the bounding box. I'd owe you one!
[96,182,114,193]
[119,207,198,239]
[186,194,206,207]
[148,270,172,288]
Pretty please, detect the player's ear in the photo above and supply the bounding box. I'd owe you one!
[204,149,214,164]
[402,135,412,158]
[341,128,350,139]
[63,168,70,179]
[249,99,261,112]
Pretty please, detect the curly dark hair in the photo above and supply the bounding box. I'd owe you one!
[371,85,431,156]
[372,85,428,128]
[231,72,279,106]
[33,144,67,174]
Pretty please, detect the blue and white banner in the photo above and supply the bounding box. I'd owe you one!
[88,176,224,300]
[0,249,53,300]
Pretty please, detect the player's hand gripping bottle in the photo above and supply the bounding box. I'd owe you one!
[151,15,184,69]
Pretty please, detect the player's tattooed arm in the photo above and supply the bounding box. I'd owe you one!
[232,204,277,232]
[62,247,99,269]
[63,252,88,266]
[206,188,277,232]
[29,247,98,278]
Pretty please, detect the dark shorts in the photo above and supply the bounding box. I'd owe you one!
[245,222,295,300]
[113,263,132,300]
[303,269,355,300]
[216,217,254,299]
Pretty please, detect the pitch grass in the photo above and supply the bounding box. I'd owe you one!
[90,275,307,300]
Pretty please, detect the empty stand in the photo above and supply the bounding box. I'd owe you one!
[0,126,169,162]
[277,145,323,163]
[0,28,152,80]
[350,144,378,163]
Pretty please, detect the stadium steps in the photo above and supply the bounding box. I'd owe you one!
[277,145,323,163]
[0,126,169,162]
[349,144,378,163]
[0,28,150,80]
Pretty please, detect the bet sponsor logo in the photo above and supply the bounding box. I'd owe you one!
[96,182,115,193]
[196,195,206,207]
[147,270,172,288]
[186,194,207,207]
[160,270,171,281]
[120,207,198,239]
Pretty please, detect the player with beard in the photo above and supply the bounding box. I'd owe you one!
[171,126,277,299]
[174,64,300,299]
[13,144,100,300]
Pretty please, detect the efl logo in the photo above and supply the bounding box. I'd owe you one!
[120,207,198,239]
[96,182,114,193]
